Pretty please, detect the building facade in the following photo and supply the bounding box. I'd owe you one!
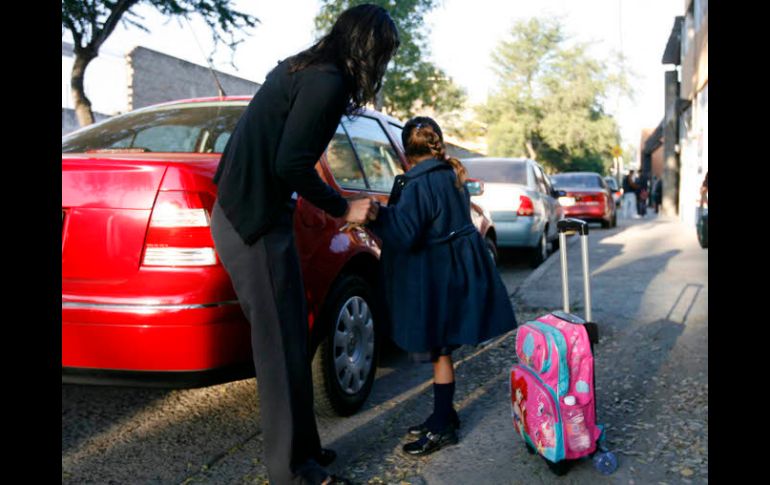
[678,0,708,226]
[660,0,708,225]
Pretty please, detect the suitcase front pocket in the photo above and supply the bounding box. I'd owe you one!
[516,323,552,374]
[510,364,565,463]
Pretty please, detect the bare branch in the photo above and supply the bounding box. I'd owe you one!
[91,0,140,51]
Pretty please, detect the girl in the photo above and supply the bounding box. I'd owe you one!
[368,117,517,456]
[210,5,398,484]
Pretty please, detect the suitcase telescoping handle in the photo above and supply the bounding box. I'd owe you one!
[557,218,592,322]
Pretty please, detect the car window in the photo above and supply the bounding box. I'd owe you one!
[342,116,403,192]
[538,165,554,194]
[62,103,246,154]
[551,173,604,189]
[388,123,404,149]
[326,125,368,190]
[464,161,528,185]
[132,125,200,152]
[532,164,548,194]
[213,132,231,153]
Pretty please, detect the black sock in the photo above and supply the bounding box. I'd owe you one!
[427,382,455,433]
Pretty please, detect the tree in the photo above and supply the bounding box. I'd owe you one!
[62,1,258,127]
[480,17,629,174]
[315,0,466,123]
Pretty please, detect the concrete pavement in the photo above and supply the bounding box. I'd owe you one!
[419,215,708,484]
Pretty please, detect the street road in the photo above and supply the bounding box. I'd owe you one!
[62,246,538,484]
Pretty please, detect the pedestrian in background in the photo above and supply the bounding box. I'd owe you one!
[652,176,663,213]
[367,117,517,457]
[636,172,649,218]
[622,170,638,218]
[210,5,399,484]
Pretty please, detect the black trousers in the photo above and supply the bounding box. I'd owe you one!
[210,199,327,485]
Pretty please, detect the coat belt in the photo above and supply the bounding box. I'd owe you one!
[424,223,477,245]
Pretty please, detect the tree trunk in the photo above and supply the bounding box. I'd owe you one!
[525,139,537,160]
[71,50,97,127]
[375,89,385,112]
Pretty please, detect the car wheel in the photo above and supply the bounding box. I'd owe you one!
[601,218,610,229]
[312,274,380,417]
[611,211,617,228]
[529,230,548,268]
[485,235,498,265]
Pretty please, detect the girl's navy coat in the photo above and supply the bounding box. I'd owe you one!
[368,158,517,353]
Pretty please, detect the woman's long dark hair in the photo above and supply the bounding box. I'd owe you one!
[402,116,468,189]
[288,4,399,114]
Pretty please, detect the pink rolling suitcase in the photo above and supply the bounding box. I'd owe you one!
[510,218,617,475]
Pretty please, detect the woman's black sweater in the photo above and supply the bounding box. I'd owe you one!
[213,59,350,245]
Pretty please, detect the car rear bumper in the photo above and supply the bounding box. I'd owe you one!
[62,300,253,375]
[561,205,609,221]
[62,362,255,388]
[491,214,541,248]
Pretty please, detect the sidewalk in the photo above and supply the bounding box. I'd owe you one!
[419,216,708,484]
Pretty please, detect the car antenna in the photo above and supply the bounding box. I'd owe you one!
[184,17,226,97]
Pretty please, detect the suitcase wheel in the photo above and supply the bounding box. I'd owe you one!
[593,451,618,475]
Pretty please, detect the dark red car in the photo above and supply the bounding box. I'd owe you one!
[61,96,497,416]
[550,172,617,228]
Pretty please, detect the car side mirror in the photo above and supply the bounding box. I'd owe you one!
[552,189,566,198]
[465,178,484,196]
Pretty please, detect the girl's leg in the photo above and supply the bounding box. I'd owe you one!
[433,354,455,384]
[429,355,457,433]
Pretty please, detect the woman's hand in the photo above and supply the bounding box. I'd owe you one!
[344,196,377,224]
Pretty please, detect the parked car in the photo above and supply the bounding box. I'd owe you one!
[61,97,496,417]
[461,157,562,267]
[604,176,623,208]
[551,172,617,228]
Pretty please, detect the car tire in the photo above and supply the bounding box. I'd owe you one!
[312,273,381,417]
[601,218,610,229]
[529,230,548,268]
[611,211,617,228]
[550,235,560,252]
[485,235,498,265]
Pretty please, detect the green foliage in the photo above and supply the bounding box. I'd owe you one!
[315,0,466,123]
[481,17,627,175]
[62,1,258,60]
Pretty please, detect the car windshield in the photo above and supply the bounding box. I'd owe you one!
[605,178,618,190]
[464,161,527,185]
[551,174,603,189]
[62,102,247,154]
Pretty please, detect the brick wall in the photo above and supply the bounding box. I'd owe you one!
[126,46,260,110]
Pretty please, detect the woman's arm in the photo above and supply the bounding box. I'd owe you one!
[274,67,350,218]
[368,180,434,250]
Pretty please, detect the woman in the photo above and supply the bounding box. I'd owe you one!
[210,5,399,484]
[367,117,517,456]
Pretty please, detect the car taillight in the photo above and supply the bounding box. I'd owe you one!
[579,194,604,206]
[142,191,217,266]
[517,195,534,216]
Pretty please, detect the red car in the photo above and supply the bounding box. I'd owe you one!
[551,172,617,228]
[61,96,497,416]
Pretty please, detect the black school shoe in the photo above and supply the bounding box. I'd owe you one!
[407,412,461,436]
[402,425,459,457]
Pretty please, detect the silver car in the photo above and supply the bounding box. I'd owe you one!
[462,157,562,267]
